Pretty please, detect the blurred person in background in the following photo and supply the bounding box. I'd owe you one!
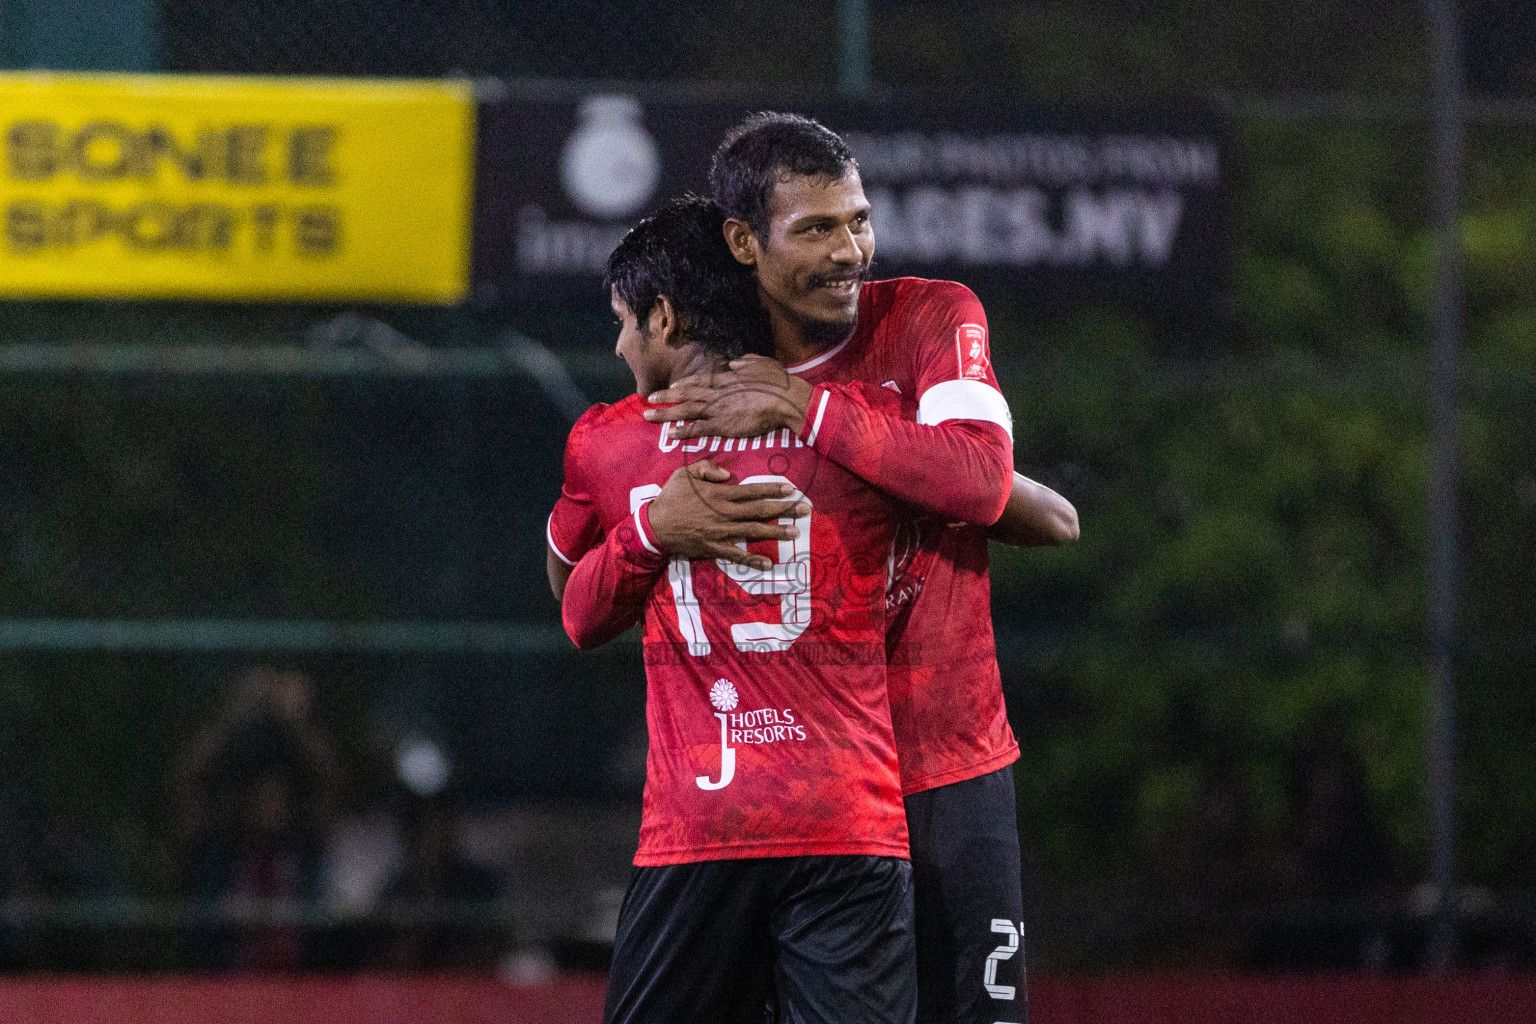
[320,727,407,923]
[317,725,503,972]
[378,791,502,971]
[170,666,337,971]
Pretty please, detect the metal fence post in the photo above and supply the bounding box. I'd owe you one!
[1422,0,1464,974]
[836,0,872,98]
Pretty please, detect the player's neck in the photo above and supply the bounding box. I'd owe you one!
[665,346,725,387]
[767,305,856,366]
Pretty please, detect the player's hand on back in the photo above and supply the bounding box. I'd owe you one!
[646,459,809,571]
[643,355,814,440]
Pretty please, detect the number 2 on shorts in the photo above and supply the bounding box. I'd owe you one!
[984,918,1022,1001]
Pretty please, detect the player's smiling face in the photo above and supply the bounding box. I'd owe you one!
[749,169,874,344]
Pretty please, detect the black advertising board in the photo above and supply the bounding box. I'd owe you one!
[471,92,1227,309]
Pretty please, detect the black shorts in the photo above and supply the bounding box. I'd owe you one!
[905,765,1026,1024]
[604,854,916,1024]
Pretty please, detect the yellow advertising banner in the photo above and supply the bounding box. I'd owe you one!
[0,73,474,302]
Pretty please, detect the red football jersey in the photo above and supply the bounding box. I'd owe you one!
[786,277,1020,795]
[548,393,908,866]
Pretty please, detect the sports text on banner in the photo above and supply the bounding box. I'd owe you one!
[0,73,474,302]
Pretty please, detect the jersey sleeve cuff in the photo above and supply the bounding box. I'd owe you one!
[796,385,836,448]
[617,499,669,567]
[546,511,579,566]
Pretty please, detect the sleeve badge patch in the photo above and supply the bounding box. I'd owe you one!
[955,322,991,380]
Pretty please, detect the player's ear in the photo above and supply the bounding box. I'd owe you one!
[722,218,759,267]
[651,294,682,348]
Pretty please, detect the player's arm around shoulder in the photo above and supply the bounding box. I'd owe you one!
[890,279,1016,523]
[908,284,1080,545]
[990,472,1080,547]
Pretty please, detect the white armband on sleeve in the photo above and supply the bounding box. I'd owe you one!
[916,379,1013,439]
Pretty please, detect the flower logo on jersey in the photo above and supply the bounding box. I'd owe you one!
[709,679,740,712]
[956,323,990,380]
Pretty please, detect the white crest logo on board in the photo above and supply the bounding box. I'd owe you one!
[560,95,661,220]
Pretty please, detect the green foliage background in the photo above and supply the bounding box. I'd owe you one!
[987,117,1536,930]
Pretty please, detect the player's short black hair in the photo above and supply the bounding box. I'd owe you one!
[710,112,857,240]
[605,194,771,360]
